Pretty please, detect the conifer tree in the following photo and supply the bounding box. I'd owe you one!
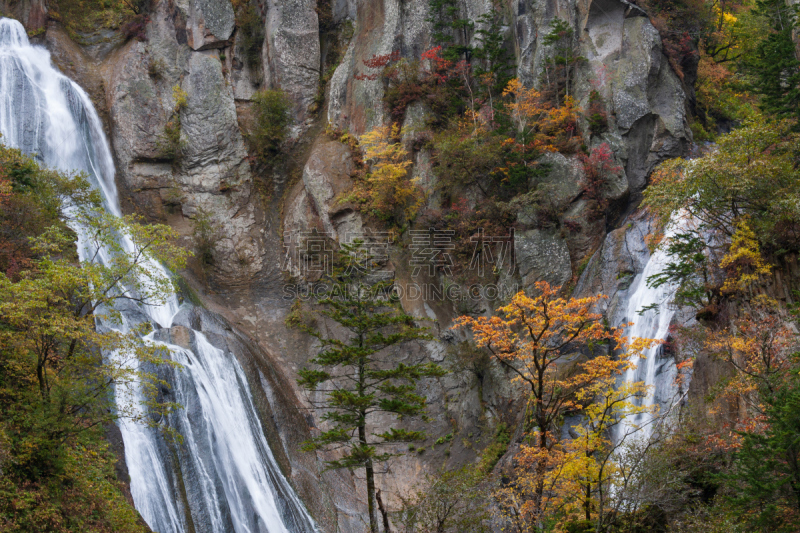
[428,0,474,61]
[541,18,583,107]
[724,380,800,531]
[746,0,800,121]
[291,240,445,533]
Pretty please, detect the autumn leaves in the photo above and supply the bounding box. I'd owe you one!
[455,282,660,530]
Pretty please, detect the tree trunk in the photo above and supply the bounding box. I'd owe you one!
[533,419,548,524]
[376,488,391,532]
[585,482,591,521]
[366,455,378,533]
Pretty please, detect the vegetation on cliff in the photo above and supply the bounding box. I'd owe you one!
[0,145,188,531]
[331,0,800,530]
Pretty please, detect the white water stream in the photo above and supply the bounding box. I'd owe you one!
[613,218,692,445]
[0,17,317,533]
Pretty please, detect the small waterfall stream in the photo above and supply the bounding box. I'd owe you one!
[611,215,697,446]
[0,17,317,533]
[614,223,682,443]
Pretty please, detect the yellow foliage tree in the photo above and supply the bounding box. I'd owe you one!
[454,282,658,526]
[706,311,795,405]
[350,124,424,224]
[719,219,771,294]
[543,377,653,529]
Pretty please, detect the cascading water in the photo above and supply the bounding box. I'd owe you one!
[614,220,688,444]
[0,17,317,533]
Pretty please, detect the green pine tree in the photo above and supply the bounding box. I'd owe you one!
[290,240,445,533]
[723,381,800,532]
[542,18,583,107]
[746,0,800,121]
[473,9,515,93]
[428,0,474,61]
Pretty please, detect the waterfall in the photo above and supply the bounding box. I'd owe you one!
[614,220,687,444]
[0,17,317,533]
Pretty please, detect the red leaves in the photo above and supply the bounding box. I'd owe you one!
[420,45,442,62]
[364,50,401,69]
[354,50,401,80]
[421,46,459,85]
[580,142,621,219]
[354,47,458,86]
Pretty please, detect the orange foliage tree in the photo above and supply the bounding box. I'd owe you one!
[502,78,581,160]
[453,281,658,526]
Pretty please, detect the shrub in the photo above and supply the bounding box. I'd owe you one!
[395,465,491,533]
[418,197,515,275]
[172,84,188,110]
[52,0,139,39]
[120,13,147,41]
[157,118,185,160]
[586,89,608,135]
[580,142,621,220]
[122,0,151,14]
[477,422,511,473]
[249,89,292,166]
[565,520,596,533]
[448,341,493,384]
[435,433,453,446]
[433,125,505,192]
[147,55,167,78]
[192,208,218,265]
[155,85,189,160]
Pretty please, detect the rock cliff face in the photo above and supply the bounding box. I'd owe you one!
[8,0,693,530]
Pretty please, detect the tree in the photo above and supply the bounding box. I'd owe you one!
[544,372,653,531]
[249,88,292,166]
[395,466,491,532]
[0,145,188,529]
[580,143,622,220]
[502,78,581,157]
[644,229,725,317]
[644,119,800,253]
[640,119,800,333]
[0,211,188,480]
[541,18,583,108]
[346,124,425,225]
[427,0,474,61]
[454,282,657,525]
[291,241,445,533]
[473,8,515,93]
[745,0,800,122]
[643,121,798,321]
[723,376,800,532]
[496,355,655,532]
[705,310,795,403]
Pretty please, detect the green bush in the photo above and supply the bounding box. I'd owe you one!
[478,422,511,473]
[249,89,292,166]
[565,519,596,533]
[156,85,189,161]
[192,208,218,266]
[586,89,608,135]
